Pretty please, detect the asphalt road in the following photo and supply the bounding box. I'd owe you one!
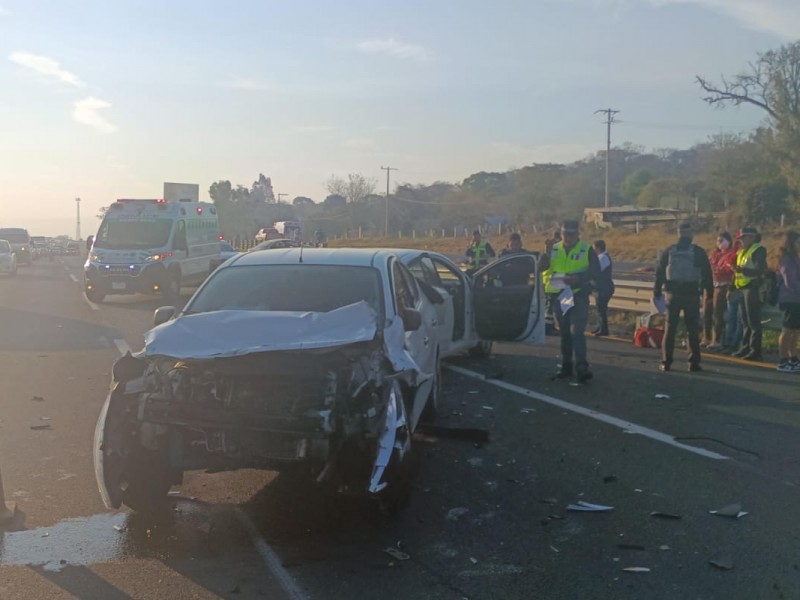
[0,257,798,599]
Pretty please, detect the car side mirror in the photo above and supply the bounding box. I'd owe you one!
[153,306,177,327]
[401,308,422,332]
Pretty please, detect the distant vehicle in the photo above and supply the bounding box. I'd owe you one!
[85,197,221,303]
[254,220,302,243]
[0,228,32,266]
[30,236,47,259]
[0,240,17,276]
[219,241,239,260]
[66,241,80,256]
[250,238,302,251]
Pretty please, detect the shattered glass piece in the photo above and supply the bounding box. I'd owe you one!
[383,547,410,561]
[709,504,748,518]
[567,501,614,512]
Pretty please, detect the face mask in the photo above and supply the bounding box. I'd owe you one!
[718,239,730,250]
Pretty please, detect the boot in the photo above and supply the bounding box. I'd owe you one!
[553,363,573,379]
[576,362,593,383]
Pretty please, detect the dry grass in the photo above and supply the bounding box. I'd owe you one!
[327,224,788,265]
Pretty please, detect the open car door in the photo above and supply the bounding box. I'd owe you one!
[471,253,545,345]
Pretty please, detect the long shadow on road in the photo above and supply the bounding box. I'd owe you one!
[0,307,123,352]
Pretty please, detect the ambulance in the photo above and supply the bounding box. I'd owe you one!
[84,198,221,303]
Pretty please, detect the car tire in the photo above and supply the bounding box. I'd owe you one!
[162,272,181,304]
[121,446,175,514]
[468,340,493,358]
[420,351,441,423]
[86,288,105,303]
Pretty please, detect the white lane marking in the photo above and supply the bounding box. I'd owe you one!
[447,365,729,461]
[113,338,132,356]
[234,508,308,600]
[69,273,79,283]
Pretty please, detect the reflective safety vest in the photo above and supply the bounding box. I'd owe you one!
[734,243,761,289]
[544,241,591,293]
[470,240,491,266]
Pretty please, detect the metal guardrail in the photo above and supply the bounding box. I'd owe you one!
[608,279,783,330]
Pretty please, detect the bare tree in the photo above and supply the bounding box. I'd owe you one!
[325,173,377,203]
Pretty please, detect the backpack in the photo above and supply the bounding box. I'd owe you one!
[666,245,700,284]
[760,270,780,306]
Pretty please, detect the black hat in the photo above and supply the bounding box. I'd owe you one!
[740,226,759,237]
[561,219,580,233]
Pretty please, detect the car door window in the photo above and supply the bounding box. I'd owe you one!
[472,255,539,340]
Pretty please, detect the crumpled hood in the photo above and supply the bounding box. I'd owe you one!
[144,301,378,360]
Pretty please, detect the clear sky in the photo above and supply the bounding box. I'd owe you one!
[1,0,797,236]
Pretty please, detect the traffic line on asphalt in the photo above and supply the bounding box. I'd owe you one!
[234,508,308,600]
[446,365,730,461]
[68,273,78,283]
[112,338,132,356]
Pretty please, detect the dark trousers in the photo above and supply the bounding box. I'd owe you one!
[595,291,612,334]
[662,292,702,367]
[702,285,729,344]
[740,285,762,355]
[553,293,590,367]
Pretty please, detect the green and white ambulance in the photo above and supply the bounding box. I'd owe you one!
[85,198,221,303]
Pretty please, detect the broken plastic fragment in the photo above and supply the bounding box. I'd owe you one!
[30,424,51,430]
[481,405,494,410]
[383,547,410,561]
[654,394,670,399]
[520,408,535,414]
[709,504,748,518]
[469,557,478,564]
[549,545,560,553]
[659,545,671,551]
[623,567,650,573]
[567,501,614,512]
[709,555,734,570]
[650,511,682,520]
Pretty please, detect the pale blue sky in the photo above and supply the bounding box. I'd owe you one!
[1,0,797,235]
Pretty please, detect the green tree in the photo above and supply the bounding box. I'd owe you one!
[619,169,652,204]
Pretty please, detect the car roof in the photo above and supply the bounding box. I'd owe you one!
[230,247,398,268]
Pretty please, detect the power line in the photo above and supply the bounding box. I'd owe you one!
[594,108,621,208]
[381,166,398,236]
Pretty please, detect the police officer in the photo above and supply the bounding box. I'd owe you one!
[466,229,496,270]
[732,226,767,361]
[542,219,600,382]
[653,221,713,372]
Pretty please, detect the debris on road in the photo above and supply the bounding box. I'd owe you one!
[30,424,51,431]
[417,424,490,444]
[197,522,213,535]
[467,457,483,468]
[567,501,614,512]
[623,567,651,573]
[469,557,478,565]
[650,511,682,520]
[618,543,646,550]
[520,408,536,414]
[659,545,671,551]
[446,507,469,521]
[383,547,410,561]
[31,396,44,402]
[654,394,670,399]
[550,545,560,553]
[709,504,749,518]
[709,554,734,570]
[540,497,558,505]
[40,417,51,421]
[603,475,618,483]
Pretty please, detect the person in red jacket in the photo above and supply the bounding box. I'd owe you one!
[701,231,736,349]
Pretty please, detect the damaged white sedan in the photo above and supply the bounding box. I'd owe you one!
[94,248,440,513]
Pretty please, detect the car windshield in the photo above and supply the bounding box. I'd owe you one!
[94,218,173,249]
[0,232,29,244]
[0,241,11,253]
[185,264,383,315]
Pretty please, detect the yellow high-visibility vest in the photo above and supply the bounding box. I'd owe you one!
[734,243,761,289]
[544,241,590,293]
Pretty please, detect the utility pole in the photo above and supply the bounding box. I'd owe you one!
[277,193,288,203]
[594,108,620,208]
[381,166,397,237]
[75,197,81,240]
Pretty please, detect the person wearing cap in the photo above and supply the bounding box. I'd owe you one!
[541,219,600,382]
[465,229,495,271]
[732,226,768,361]
[653,221,713,372]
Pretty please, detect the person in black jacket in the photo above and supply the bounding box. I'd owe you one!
[592,239,615,336]
[653,221,713,372]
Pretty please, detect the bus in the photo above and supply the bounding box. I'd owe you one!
[85,198,221,303]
